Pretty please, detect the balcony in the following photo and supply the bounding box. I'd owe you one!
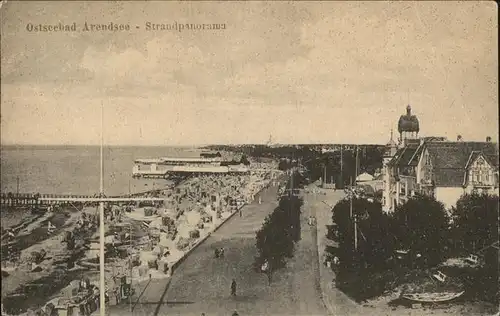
[470,182,493,189]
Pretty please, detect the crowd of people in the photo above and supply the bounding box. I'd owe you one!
[1,158,281,315]
[100,163,281,306]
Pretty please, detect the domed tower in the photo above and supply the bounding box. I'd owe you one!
[398,105,420,146]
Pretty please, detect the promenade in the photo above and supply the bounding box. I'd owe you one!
[109,174,330,316]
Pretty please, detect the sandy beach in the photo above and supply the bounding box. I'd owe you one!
[1,157,280,315]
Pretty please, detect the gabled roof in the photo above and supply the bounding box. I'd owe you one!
[387,143,419,168]
[464,151,496,169]
[408,142,426,167]
[426,142,498,169]
[388,140,498,187]
[425,141,498,187]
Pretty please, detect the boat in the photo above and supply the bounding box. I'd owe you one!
[402,291,465,303]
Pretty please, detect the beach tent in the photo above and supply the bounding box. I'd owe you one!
[356,172,374,182]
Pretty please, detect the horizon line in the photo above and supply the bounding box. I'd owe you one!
[1,139,498,147]
[1,142,391,147]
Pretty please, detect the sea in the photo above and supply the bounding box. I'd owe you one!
[0,145,203,196]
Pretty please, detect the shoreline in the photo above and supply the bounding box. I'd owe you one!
[117,170,285,314]
[1,164,281,315]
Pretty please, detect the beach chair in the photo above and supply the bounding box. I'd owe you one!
[47,221,56,234]
[433,270,447,282]
[465,254,479,264]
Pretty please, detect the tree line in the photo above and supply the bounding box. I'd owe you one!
[329,192,499,303]
[208,145,385,188]
[254,170,307,283]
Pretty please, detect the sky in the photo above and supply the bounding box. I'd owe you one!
[1,1,498,146]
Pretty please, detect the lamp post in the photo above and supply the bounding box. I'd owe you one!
[348,179,358,252]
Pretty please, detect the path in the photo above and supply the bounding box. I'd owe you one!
[122,176,329,316]
[303,185,368,316]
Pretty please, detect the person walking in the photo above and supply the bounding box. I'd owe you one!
[230,279,237,296]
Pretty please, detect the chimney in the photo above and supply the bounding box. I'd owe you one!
[486,136,491,142]
[457,135,463,142]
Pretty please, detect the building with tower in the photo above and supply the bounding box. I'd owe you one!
[382,105,499,213]
[397,105,420,146]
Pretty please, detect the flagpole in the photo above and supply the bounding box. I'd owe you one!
[355,146,358,186]
[340,145,343,187]
[99,102,106,315]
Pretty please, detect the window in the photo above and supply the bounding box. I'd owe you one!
[425,153,431,166]
[470,161,492,186]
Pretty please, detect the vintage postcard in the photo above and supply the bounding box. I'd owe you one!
[1,1,498,316]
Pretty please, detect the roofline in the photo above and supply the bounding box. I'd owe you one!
[463,151,479,186]
[408,141,425,166]
[464,151,479,170]
[426,141,498,146]
[395,146,408,166]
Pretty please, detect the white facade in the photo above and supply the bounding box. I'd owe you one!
[464,154,497,192]
[434,187,465,209]
[383,144,498,213]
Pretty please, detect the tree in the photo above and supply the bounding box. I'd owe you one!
[451,193,499,304]
[331,197,393,269]
[392,195,449,266]
[255,170,305,283]
[255,210,295,283]
[278,195,303,242]
[452,192,499,253]
[358,146,384,176]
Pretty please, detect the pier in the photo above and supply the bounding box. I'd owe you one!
[132,164,250,178]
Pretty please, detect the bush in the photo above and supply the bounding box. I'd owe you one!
[392,195,449,266]
[451,192,499,253]
[451,192,499,304]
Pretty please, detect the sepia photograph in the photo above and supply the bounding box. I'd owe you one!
[0,1,498,316]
